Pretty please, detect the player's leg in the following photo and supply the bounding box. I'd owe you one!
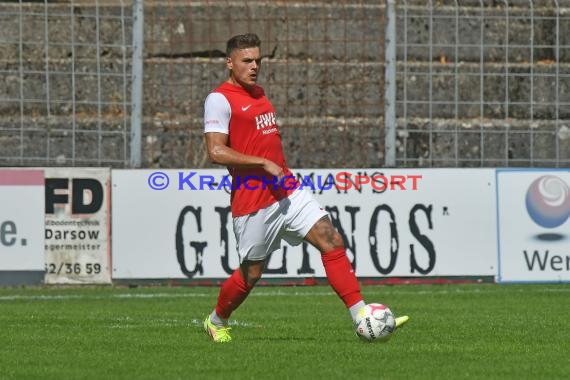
[212,259,265,322]
[283,188,409,330]
[205,203,282,342]
[303,216,366,322]
[204,258,266,343]
[279,188,365,322]
[304,213,410,330]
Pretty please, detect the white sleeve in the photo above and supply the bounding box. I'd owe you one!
[204,92,231,134]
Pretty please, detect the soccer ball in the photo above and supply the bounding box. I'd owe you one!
[355,303,396,342]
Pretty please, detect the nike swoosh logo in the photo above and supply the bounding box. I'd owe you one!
[241,105,252,111]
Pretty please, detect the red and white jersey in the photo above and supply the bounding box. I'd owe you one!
[204,82,298,217]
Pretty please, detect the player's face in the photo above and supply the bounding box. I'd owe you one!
[227,47,261,90]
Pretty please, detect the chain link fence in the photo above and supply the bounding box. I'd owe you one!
[141,0,385,169]
[0,0,133,167]
[1,1,568,168]
[392,0,570,167]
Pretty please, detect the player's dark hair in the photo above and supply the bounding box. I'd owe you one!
[226,33,261,57]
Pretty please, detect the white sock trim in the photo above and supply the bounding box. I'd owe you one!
[349,300,366,322]
[210,311,227,327]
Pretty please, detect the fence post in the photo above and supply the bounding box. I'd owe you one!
[130,0,144,168]
[384,0,397,167]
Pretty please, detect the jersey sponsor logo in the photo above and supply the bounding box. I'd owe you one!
[255,112,276,130]
[241,105,252,111]
[262,128,278,135]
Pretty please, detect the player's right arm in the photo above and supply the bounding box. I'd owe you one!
[205,132,283,178]
[204,93,284,179]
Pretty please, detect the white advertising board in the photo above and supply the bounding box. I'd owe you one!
[497,169,570,283]
[0,169,45,284]
[44,168,111,284]
[112,169,497,280]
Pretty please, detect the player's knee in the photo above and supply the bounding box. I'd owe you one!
[241,263,264,287]
[330,231,345,249]
[245,274,261,287]
[318,230,345,252]
[242,270,262,288]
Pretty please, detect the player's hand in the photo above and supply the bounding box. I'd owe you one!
[262,159,285,182]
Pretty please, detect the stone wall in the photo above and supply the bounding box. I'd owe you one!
[0,1,568,167]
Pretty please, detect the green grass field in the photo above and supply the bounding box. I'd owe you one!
[1,284,568,380]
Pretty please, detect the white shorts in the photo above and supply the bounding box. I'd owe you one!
[232,188,329,262]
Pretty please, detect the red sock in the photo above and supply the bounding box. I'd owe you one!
[321,248,363,308]
[215,268,253,319]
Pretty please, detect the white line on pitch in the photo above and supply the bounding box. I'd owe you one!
[0,286,568,302]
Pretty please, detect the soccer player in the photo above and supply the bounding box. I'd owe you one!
[203,33,409,342]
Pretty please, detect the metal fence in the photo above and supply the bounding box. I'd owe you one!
[141,0,386,169]
[0,1,568,168]
[389,0,570,167]
[0,0,134,167]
